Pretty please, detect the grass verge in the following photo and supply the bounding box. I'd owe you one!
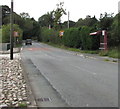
[42,42,119,59]
[99,48,119,58]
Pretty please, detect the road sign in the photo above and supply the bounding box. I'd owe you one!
[14,31,19,37]
[59,30,64,37]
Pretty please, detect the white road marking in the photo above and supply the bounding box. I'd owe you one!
[72,65,97,76]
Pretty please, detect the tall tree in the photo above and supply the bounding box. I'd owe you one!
[1,5,10,25]
[62,20,76,29]
[53,2,67,30]
[75,15,98,27]
[99,12,114,30]
[109,13,120,46]
[20,12,30,19]
[38,11,54,28]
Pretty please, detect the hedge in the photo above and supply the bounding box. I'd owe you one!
[1,24,23,43]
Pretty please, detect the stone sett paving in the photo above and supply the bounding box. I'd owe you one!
[0,54,30,107]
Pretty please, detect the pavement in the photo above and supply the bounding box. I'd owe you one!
[0,48,20,54]
[21,42,118,107]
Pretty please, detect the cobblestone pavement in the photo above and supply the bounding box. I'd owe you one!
[0,53,30,107]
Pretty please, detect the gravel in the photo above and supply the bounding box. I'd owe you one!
[0,53,30,107]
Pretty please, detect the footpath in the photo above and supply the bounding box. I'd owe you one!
[0,48,36,108]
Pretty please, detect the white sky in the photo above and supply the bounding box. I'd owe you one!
[1,0,119,22]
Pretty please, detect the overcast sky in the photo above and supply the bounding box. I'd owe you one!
[1,0,119,22]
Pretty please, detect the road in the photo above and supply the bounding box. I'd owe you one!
[21,42,118,107]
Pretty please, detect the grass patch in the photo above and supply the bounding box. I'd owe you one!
[112,60,118,62]
[104,59,110,61]
[18,103,27,107]
[80,50,99,54]
[99,48,119,58]
[99,50,109,56]
[15,43,22,48]
[43,42,99,54]
[42,42,119,59]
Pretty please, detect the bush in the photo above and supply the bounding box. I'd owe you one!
[62,28,81,48]
[40,26,100,50]
[1,24,23,43]
[79,26,92,50]
[41,27,61,44]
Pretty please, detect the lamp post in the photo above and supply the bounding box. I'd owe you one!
[10,0,13,60]
[68,11,69,29]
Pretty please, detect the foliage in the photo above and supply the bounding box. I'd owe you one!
[109,13,120,47]
[38,11,54,28]
[99,12,114,30]
[99,48,119,58]
[18,103,27,107]
[62,20,76,29]
[75,15,98,27]
[62,28,81,48]
[1,5,10,25]
[1,24,23,43]
[79,26,92,50]
[53,2,67,30]
[40,27,61,44]
[2,5,40,40]
[20,12,30,19]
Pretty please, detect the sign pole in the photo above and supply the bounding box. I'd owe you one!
[10,0,13,60]
[68,11,70,29]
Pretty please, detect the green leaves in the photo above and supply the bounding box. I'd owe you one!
[1,24,23,43]
[62,28,81,48]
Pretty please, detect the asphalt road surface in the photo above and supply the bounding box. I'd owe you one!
[21,42,118,107]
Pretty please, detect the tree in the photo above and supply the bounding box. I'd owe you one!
[30,18,41,40]
[1,5,10,25]
[1,24,23,43]
[75,15,98,27]
[62,20,76,29]
[109,13,120,46]
[99,12,114,30]
[53,2,67,30]
[20,12,30,19]
[38,11,54,28]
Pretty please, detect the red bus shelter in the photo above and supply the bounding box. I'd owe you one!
[90,30,108,50]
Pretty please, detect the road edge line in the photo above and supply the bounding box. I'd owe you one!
[20,56,38,108]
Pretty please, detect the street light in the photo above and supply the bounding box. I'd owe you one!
[10,0,13,60]
[68,11,70,29]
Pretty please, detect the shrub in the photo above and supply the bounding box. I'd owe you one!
[1,24,23,43]
[62,28,81,48]
[79,26,92,50]
[41,27,61,44]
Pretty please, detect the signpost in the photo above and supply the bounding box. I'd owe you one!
[14,31,19,46]
[59,30,64,37]
[14,31,19,37]
[10,0,13,60]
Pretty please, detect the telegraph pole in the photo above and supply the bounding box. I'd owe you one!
[68,11,70,29]
[10,0,13,60]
